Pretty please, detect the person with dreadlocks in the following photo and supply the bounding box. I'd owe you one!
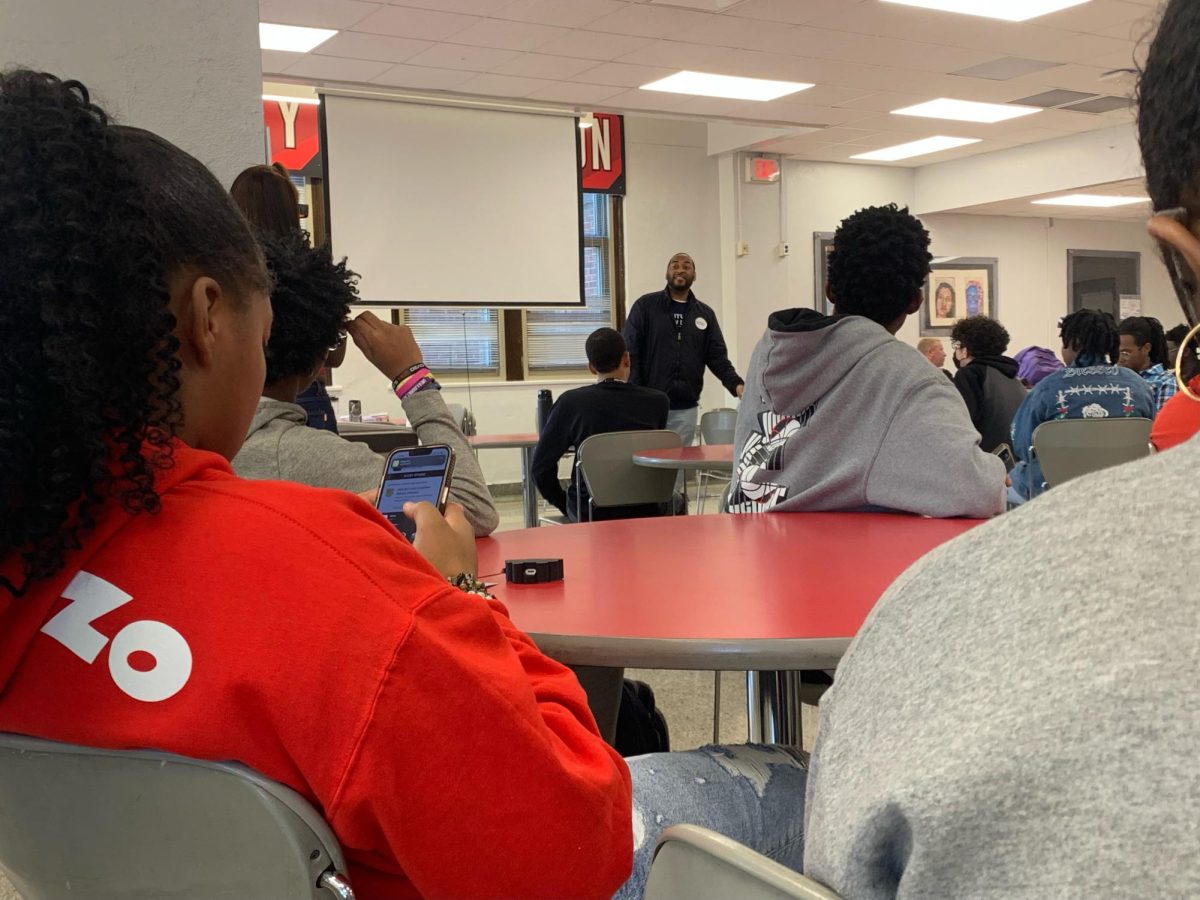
[1007,308,1155,502]
[732,203,1006,518]
[1118,314,1176,409]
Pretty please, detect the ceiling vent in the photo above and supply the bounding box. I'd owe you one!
[1011,89,1098,107]
[951,57,1063,81]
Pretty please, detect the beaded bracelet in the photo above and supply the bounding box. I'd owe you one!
[448,573,492,598]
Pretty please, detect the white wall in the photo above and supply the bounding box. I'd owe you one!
[0,0,263,187]
[333,114,725,484]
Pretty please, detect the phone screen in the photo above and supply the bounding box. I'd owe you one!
[375,446,454,541]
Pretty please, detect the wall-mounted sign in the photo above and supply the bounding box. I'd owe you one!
[264,99,322,177]
[581,112,625,195]
[745,155,780,184]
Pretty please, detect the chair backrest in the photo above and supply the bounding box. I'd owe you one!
[699,408,737,446]
[1032,417,1153,488]
[645,825,843,900]
[577,429,681,512]
[0,733,353,900]
[338,425,419,454]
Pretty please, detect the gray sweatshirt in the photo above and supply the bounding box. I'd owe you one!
[231,389,498,536]
[805,436,1200,897]
[733,310,1005,518]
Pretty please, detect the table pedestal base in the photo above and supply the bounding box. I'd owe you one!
[746,670,804,748]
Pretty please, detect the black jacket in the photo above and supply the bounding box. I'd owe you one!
[530,380,670,521]
[623,288,743,410]
[953,355,1027,453]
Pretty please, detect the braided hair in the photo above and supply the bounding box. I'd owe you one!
[827,204,932,327]
[1118,315,1169,367]
[0,69,266,596]
[1060,309,1119,364]
[1138,0,1200,213]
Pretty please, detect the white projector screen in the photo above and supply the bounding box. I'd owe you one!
[321,94,584,308]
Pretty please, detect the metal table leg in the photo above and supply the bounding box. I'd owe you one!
[746,670,804,748]
[521,445,539,528]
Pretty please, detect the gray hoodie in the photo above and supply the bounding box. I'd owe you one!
[733,310,1005,518]
[231,389,498,536]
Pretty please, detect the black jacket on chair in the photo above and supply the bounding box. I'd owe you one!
[953,356,1027,453]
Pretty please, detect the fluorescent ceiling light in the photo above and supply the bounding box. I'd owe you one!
[639,71,813,101]
[262,94,321,106]
[1031,194,1150,208]
[259,23,337,53]
[852,136,980,162]
[881,0,1091,22]
[893,98,1041,123]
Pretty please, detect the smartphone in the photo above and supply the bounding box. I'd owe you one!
[991,443,1016,472]
[375,445,456,541]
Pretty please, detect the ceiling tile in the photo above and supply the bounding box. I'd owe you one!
[384,0,511,13]
[729,0,863,26]
[1037,0,1156,35]
[672,15,805,51]
[582,4,720,37]
[447,18,572,50]
[534,29,656,61]
[258,0,382,30]
[490,52,602,79]
[369,63,476,89]
[595,88,692,111]
[495,0,627,28]
[454,73,555,97]
[752,104,868,127]
[526,81,628,103]
[670,96,780,118]
[574,61,676,87]
[405,43,520,70]
[283,55,394,82]
[313,31,434,63]
[614,39,739,69]
[352,6,479,40]
[262,50,304,74]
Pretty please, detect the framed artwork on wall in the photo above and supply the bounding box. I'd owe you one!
[813,232,835,314]
[921,256,999,336]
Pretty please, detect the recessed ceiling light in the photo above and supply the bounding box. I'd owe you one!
[852,136,980,162]
[893,98,1041,123]
[262,94,321,106]
[259,23,337,53]
[881,0,1091,23]
[639,71,813,102]
[1031,194,1150,207]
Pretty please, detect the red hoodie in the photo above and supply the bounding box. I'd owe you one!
[0,444,632,898]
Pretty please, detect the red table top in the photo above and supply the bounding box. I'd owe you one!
[467,433,540,448]
[477,513,980,669]
[633,445,733,463]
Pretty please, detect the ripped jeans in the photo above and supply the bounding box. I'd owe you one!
[614,744,809,900]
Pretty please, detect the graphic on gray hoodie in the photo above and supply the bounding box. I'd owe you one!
[732,309,1005,518]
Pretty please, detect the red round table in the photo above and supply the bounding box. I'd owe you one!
[632,444,733,472]
[477,512,980,744]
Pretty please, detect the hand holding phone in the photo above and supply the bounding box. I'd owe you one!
[375,445,456,541]
[407,501,477,578]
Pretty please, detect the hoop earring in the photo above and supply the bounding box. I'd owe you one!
[1175,320,1200,401]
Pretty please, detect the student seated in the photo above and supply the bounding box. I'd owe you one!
[1151,371,1200,450]
[805,7,1200,893]
[950,315,1027,453]
[230,230,498,536]
[1008,309,1155,502]
[0,70,628,899]
[1118,315,1177,410]
[1013,344,1064,388]
[530,328,670,521]
[732,204,1006,518]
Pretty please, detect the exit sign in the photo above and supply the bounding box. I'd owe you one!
[745,156,780,184]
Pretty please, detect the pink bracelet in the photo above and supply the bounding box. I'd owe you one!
[393,367,432,399]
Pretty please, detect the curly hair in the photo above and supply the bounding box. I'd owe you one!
[261,230,359,385]
[827,204,931,327]
[1118,315,1169,367]
[951,315,1010,358]
[231,164,302,238]
[1060,309,1119,363]
[0,69,266,596]
[1138,0,1200,213]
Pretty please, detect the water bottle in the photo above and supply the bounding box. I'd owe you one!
[536,389,554,434]
[348,399,362,423]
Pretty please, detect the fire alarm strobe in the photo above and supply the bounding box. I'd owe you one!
[504,558,564,584]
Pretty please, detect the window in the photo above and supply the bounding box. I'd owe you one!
[399,307,502,376]
[524,193,616,373]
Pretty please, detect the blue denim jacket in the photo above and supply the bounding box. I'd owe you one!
[1009,353,1155,498]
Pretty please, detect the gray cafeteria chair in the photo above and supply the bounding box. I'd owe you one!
[0,733,354,900]
[697,408,737,513]
[1028,417,1153,495]
[645,824,843,900]
[576,429,682,521]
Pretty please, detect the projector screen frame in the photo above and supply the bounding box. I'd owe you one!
[316,91,587,310]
